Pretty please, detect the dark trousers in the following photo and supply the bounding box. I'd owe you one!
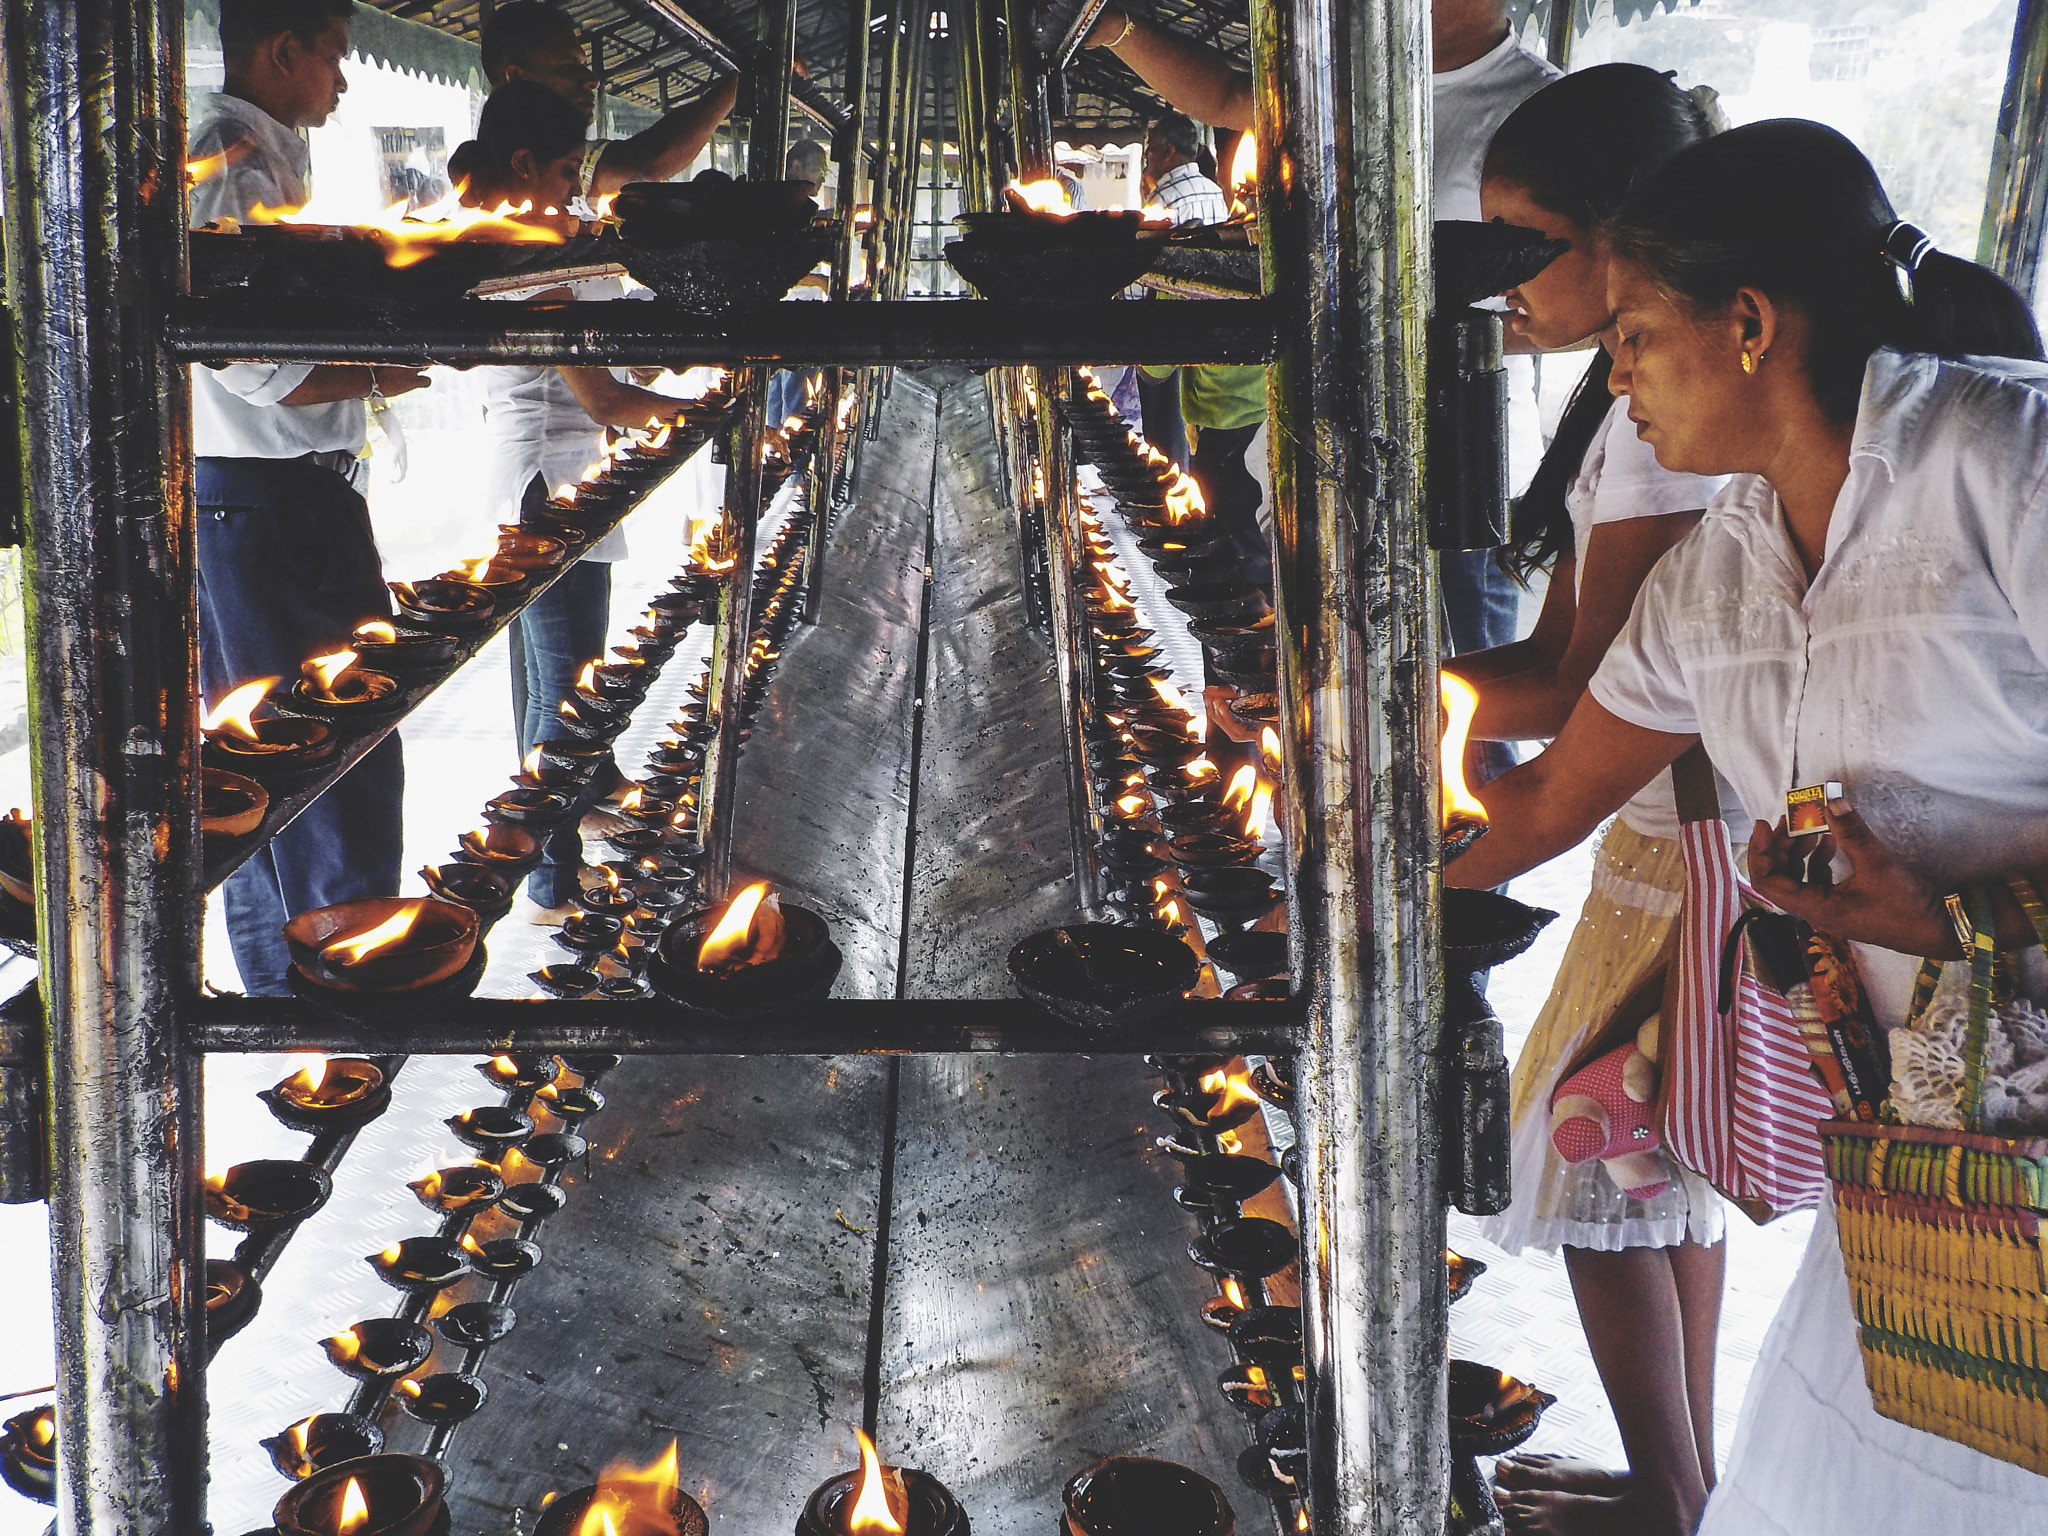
[1190,420,1267,588]
[196,457,404,996]
[1136,367,1190,472]
[509,557,615,907]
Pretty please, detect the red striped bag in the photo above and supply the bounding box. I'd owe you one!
[1659,748,1833,1222]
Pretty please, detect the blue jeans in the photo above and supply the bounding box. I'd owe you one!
[196,457,405,996]
[1136,367,1190,472]
[766,368,821,429]
[509,556,615,907]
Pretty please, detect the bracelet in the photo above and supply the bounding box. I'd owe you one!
[1105,11,1136,47]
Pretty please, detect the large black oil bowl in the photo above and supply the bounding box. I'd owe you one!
[646,899,841,1019]
[1063,1455,1234,1536]
[204,1160,331,1232]
[1188,1216,1298,1280]
[1009,923,1200,1030]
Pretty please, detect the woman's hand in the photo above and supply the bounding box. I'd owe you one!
[1748,797,1958,958]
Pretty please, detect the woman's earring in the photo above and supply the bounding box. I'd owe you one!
[1741,350,1756,375]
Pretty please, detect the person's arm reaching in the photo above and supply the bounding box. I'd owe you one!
[556,367,685,431]
[1444,698,1695,889]
[1085,6,1254,130]
[589,76,740,196]
[276,366,431,407]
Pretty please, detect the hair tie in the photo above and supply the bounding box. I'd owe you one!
[1881,220,1936,306]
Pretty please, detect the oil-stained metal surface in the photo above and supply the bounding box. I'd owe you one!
[879,1054,1255,1535]
[903,371,1080,997]
[727,375,938,998]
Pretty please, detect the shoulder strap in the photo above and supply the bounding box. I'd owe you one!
[1670,743,1720,825]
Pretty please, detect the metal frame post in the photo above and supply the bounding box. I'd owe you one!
[1544,0,1576,70]
[1,1,207,1532]
[1252,0,1447,1530]
[1980,0,2048,302]
[750,0,798,180]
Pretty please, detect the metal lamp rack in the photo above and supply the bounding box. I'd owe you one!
[18,0,2047,1530]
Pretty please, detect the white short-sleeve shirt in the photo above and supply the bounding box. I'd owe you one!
[1591,349,2048,1021]
[1566,393,1731,838]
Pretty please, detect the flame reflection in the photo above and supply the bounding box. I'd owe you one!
[323,902,422,965]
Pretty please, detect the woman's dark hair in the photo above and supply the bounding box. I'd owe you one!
[481,2,578,87]
[1610,118,2043,423]
[1485,64,1718,581]
[454,80,589,203]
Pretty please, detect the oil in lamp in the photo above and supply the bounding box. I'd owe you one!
[555,909,625,957]
[321,1319,435,1381]
[419,861,515,928]
[200,767,269,840]
[530,963,600,998]
[436,1300,517,1350]
[272,1453,447,1536]
[206,1257,263,1343]
[445,1103,535,1153]
[368,1236,472,1292]
[795,1430,968,1536]
[1062,1457,1232,1536]
[1008,922,1200,1030]
[536,1081,606,1123]
[486,782,575,827]
[460,1232,542,1281]
[0,1405,55,1505]
[532,1440,709,1536]
[284,898,481,995]
[1228,1305,1302,1368]
[496,1179,569,1223]
[519,1130,588,1169]
[648,881,843,1018]
[260,1057,391,1133]
[492,526,567,573]
[349,619,458,673]
[454,822,545,876]
[261,1415,383,1481]
[408,1163,505,1216]
[204,1159,332,1231]
[288,649,402,718]
[1219,1362,1277,1413]
[203,678,336,773]
[391,577,494,630]
[478,1051,558,1091]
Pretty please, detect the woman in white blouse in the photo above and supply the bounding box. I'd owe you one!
[1452,119,2048,1536]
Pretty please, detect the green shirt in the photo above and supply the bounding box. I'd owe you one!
[1141,363,1268,433]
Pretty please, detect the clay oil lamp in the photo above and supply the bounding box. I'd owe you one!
[1219,1362,1279,1413]
[796,1430,966,1536]
[1189,1215,1299,1281]
[368,1236,472,1293]
[1440,886,1555,1212]
[512,743,591,792]
[645,591,703,634]
[204,1160,332,1231]
[260,1057,391,1133]
[1248,1057,1294,1108]
[202,678,335,774]
[635,847,703,889]
[1159,799,1239,839]
[614,634,674,668]
[626,883,683,932]
[391,577,493,631]
[460,1232,542,1282]
[1181,869,1277,932]
[534,1441,709,1536]
[272,1453,446,1536]
[530,963,600,998]
[435,1300,517,1351]
[553,694,627,745]
[206,1257,263,1344]
[349,619,459,674]
[1448,1360,1553,1458]
[486,781,575,828]
[1129,726,1209,772]
[454,822,545,877]
[648,881,842,1018]
[1165,580,1268,625]
[441,544,528,604]
[1228,1305,1303,1368]
[1439,673,1490,861]
[408,1163,505,1217]
[1096,829,1167,881]
[284,898,481,995]
[1205,927,1289,982]
[1168,830,1262,871]
[519,1129,588,1171]
[1229,692,1279,734]
[1008,922,1200,1030]
[261,1415,383,1482]
[617,785,678,829]
[478,1051,558,1092]
[0,1406,55,1505]
[535,1080,606,1124]
[1200,1274,1253,1332]
[1063,1457,1233,1536]
[201,767,269,840]
[1156,1067,1264,1135]
[1104,788,1157,831]
[572,864,636,921]
[586,657,651,702]
[1146,756,1223,801]
[555,909,624,958]
[1446,1249,1487,1305]
[1168,1144,1282,1209]
[492,526,567,574]
[445,1104,534,1154]
[288,649,403,720]
[321,1319,435,1382]
[419,863,514,929]
[526,483,591,538]
[496,1179,569,1224]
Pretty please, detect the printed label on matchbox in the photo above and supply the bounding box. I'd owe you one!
[1786,781,1843,837]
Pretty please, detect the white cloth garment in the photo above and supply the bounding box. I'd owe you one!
[187,94,364,459]
[1151,160,1230,226]
[1587,347,2048,1532]
[1567,394,1736,838]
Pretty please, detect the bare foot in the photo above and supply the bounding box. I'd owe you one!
[1496,1488,1697,1536]
[1494,1455,1632,1495]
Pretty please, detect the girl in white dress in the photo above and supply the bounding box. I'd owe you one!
[1451,119,2048,1536]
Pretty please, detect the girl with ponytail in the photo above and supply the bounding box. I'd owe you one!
[1442,66,1736,1536]
[1453,118,2048,1535]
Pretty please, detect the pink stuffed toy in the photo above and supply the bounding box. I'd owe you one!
[1549,1016,1669,1199]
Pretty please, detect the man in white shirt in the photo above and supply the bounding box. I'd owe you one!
[1083,0,1557,681]
[480,2,739,205]
[1132,112,1233,468]
[190,0,427,994]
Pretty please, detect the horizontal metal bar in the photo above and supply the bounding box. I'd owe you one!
[164,297,1279,369]
[183,994,1302,1055]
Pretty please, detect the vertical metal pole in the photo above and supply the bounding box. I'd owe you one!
[1544,0,1575,70]
[1000,0,1048,180]
[1036,372,1104,917]
[750,0,798,181]
[1,1,206,1533]
[1253,0,1446,1530]
[1979,0,2048,302]
[887,8,932,297]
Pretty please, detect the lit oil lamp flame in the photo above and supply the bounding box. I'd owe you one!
[1246,786,1273,841]
[1115,792,1148,816]
[1218,1129,1243,1154]
[489,1053,520,1081]
[1223,1277,1247,1309]
[577,1439,682,1536]
[305,650,358,693]
[577,660,598,693]
[603,866,623,893]
[1186,757,1219,781]
[379,1242,404,1265]
[697,881,772,971]
[288,1417,312,1457]
[1222,764,1258,812]
[287,1064,321,1097]
[1228,131,1258,219]
[1158,898,1184,927]
[1296,1507,1310,1533]
[356,620,398,644]
[397,1379,422,1400]
[1199,1068,1262,1110]
[338,1476,370,1536]
[31,1410,54,1448]
[325,1329,362,1365]
[323,902,422,965]
[459,1233,485,1256]
[245,192,571,269]
[620,788,644,813]
[1150,676,1198,721]
[1004,177,1072,216]
[849,1430,904,1534]
[1439,674,1488,829]
[186,147,232,186]
[201,677,279,740]
[1260,725,1281,767]
[523,746,547,780]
